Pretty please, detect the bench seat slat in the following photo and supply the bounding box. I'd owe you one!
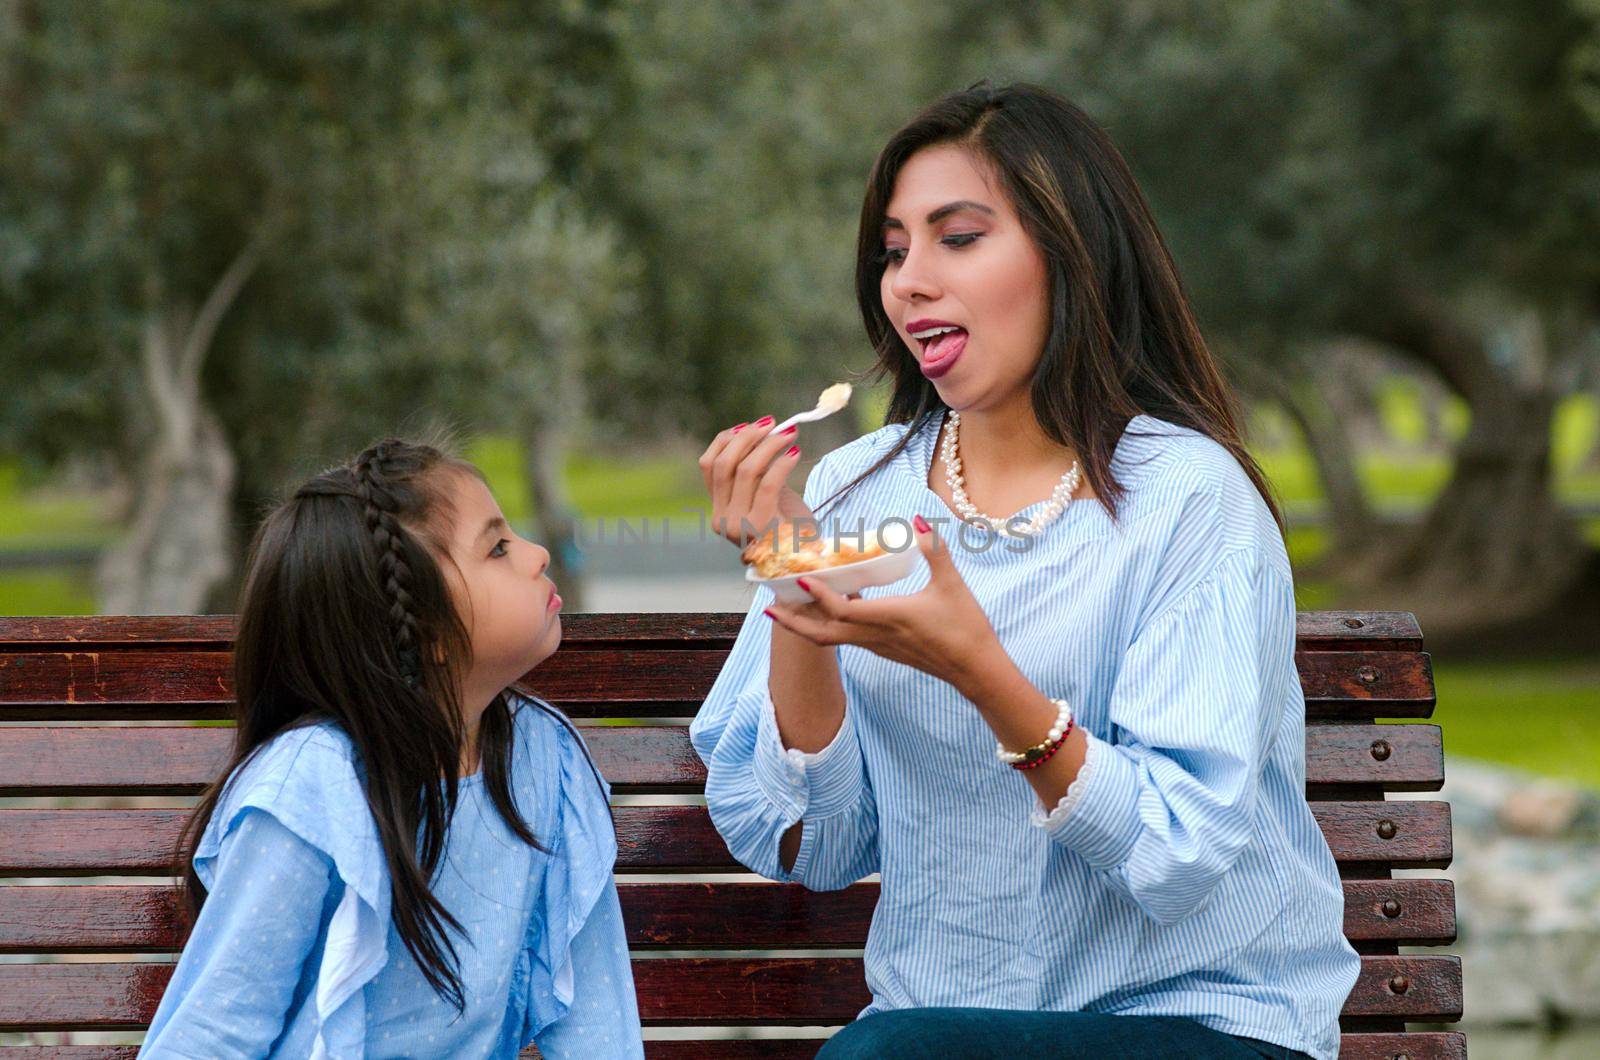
[0,801,1453,876]
[0,723,1446,797]
[0,954,1462,1028]
[0,878,1456,952]
[1336,1032,1467,1059]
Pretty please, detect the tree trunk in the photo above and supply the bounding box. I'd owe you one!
[96,307,236,613]
[520,418,587,613]
[96,242,260,615]
[1358,290,1587,632]
[1276,360,1378,559]
[1228,348,1378,561]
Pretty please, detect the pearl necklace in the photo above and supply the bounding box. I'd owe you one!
[939,411,1082,539]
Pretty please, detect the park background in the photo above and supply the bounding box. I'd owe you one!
[2,1,1598,1054]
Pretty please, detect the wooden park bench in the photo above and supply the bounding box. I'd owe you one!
[0,611,1465,1058]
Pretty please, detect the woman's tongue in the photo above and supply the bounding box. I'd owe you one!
[924,328,967,363]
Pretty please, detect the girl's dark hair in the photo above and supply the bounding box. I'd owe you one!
[177,437,549,1013]
[822,80,1282,530]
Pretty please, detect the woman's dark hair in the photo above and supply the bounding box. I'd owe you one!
[177,436,551,1013]
[821,80,1282,530]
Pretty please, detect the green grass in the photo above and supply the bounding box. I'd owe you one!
[1430,658,1600,789]
[0,465,118,555]
[466,437,707,525]
[0,567,97,615]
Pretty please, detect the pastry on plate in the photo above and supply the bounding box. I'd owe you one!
[741,523,887,580]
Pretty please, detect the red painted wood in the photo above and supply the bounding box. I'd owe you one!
[1309,801,1453,869]
[0,652,1435,723]
[0,611,1423,649]
[0,610,1458,1046]
[1341,879,1457,946]
[0,801,1453,876]
[0,879,1458,953]
[1344,955,1463,1021]
[0,722,1447,797]
[1305,725,1443,791]
[0,650,728,708]
[1297,652,1435,717]
[0,954,1463,1029]
[1337,1031,1467,1059]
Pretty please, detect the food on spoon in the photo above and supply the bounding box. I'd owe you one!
[815,382,852,414]
[741,521,887,579]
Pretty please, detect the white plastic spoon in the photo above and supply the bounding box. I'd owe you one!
[773,382,853,434]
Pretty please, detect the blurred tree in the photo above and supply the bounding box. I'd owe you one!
[4,0,1594,631]
[586,0,956,463]
[0,0,626,612]
[988,0,1600,627]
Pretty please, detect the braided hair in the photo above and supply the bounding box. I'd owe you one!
[350,441,426,687]
[177,436,551,1014]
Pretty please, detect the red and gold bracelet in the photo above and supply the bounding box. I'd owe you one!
[995,698,1074,769]
[1014,733,1070,770]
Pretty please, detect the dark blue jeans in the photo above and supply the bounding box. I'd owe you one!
[815,1008,1315,1059]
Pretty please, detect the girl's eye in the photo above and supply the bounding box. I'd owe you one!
[877,246,907,266]
[942,233,981,248]
[489,539,510,558]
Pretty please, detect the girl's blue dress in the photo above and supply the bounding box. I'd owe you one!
[140,693,644,1059]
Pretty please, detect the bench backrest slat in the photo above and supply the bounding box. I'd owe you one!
[0,648,1435,719]
[0,721,1445,796]
[0,877,1458,953]
[0,953,1463,1029]
[0,800,1454,876]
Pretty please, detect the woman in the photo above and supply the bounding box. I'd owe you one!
[690,82,1358,1060]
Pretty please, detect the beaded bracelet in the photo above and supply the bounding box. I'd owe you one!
[1014,734,1069,771]
[995,698,1074,767]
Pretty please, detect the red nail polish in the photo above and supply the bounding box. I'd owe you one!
[781,424,798,435]
[763,608,775,619]
[755,415,774,427]
[796,578,810,592]
[786,445,801,457]
[732,422,748,433]
[913,514,931,533]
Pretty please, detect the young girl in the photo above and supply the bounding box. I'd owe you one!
[140,438,644,1059]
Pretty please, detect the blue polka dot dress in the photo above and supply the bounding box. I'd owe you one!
[140,695,644,1059]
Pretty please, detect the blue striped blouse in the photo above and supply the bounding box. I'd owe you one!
[689,412,1361,1060]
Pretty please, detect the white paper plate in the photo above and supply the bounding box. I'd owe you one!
[744,522,923,604]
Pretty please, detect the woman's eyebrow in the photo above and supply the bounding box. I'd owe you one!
[883,200,998,230]
[476,516,509,542]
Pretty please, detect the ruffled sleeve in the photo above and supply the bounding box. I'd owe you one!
[140,808,335,1058]
[517,714,632,1045]
[193,723,390,1060]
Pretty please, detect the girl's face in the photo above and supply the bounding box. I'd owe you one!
[436,470,562,694]
[879,144,1052,410]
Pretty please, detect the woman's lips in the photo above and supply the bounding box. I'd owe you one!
[919,329,967,379]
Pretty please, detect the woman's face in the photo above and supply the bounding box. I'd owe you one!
[879,144,1052,410]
